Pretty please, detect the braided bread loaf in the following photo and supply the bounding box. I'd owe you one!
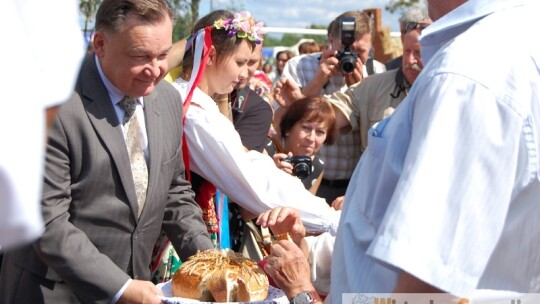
[171,249,269,302]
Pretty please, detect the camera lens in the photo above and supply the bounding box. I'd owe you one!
[340,56,356,74]
[293,162,311,179]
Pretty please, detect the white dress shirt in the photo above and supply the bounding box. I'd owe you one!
[330,0,540,302]
[95,56,148,160]
[173,80,340,234]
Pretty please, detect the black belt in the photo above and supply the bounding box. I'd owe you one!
[321,179,350,188]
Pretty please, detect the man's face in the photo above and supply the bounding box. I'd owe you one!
[238,43,263,88]
[401,30,423,84]
[331,33,372,64]
[93,14,173,97]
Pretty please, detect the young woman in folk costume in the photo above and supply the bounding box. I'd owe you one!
[151,10,341,282]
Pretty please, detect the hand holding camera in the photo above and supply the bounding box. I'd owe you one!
[343,59,364,87]
[273,152,313,180]
[336,17,360,74]
[337,17,366,86]
[282,155,312,179]
[316,17,364,87]
[317,48,340,78]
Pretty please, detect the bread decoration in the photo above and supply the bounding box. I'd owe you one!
[171,249,269,302]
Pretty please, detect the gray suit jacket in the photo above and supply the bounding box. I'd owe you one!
[0,56,213,303]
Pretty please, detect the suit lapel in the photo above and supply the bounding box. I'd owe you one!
[78,56,140,220]
[141,91,162,219]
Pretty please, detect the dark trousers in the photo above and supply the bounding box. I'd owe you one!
[316,179,349,205]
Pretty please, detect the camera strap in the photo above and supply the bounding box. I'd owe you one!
[267,134,286,154]
[366,57,375,76]
[230,86,250,117]
[390,68,410,99]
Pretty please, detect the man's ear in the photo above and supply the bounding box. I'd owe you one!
[93,32,106,57]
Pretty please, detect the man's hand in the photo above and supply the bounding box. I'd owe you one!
[257,207,306,246]
[118,280,163,304]
[317,48,340,79]
[331,195,345,210]
[300,48,340,97]
[273,152,295,176]
[264,240,314,300]
[274,78,304,108]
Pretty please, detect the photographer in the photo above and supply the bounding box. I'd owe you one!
[266,96,337,195]
[292,11,386,97]
[279,11,385,206]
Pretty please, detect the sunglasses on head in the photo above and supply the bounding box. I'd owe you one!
[405,22,429,33]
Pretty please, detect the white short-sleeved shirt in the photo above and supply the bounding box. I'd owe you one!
[173,81,340,234]
[330,0,540,301]
[0,0,84,249]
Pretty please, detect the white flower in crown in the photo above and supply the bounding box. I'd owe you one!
[213,11,265,44]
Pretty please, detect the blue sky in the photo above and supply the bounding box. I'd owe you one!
[199,0,403,34]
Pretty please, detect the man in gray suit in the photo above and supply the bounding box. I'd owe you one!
[0,0,213,303]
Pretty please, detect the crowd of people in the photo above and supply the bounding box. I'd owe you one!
[1,0,540,303]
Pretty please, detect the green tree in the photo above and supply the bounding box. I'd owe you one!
[303,24,328,45]
[261,36,281,48]
[169,0,201,29]
[172,10,194,41]
[385,0,423,13]
[78,0,200,42]
[79,0,102,35]
[170,0,246,41]
[262,24,327,48]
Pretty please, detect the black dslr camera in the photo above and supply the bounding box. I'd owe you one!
[335,17,359,74]
[282,155,312,179]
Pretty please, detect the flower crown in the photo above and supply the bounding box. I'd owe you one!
[213,11,265,44]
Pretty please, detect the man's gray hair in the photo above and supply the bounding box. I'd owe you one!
[399,7,430,30]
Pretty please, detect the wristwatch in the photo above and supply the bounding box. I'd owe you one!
[290,290,321,304]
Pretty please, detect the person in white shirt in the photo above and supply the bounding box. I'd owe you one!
[0,0,84,250]
[261,0,540,303]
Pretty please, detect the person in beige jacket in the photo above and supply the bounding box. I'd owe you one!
[329,27,428,152]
